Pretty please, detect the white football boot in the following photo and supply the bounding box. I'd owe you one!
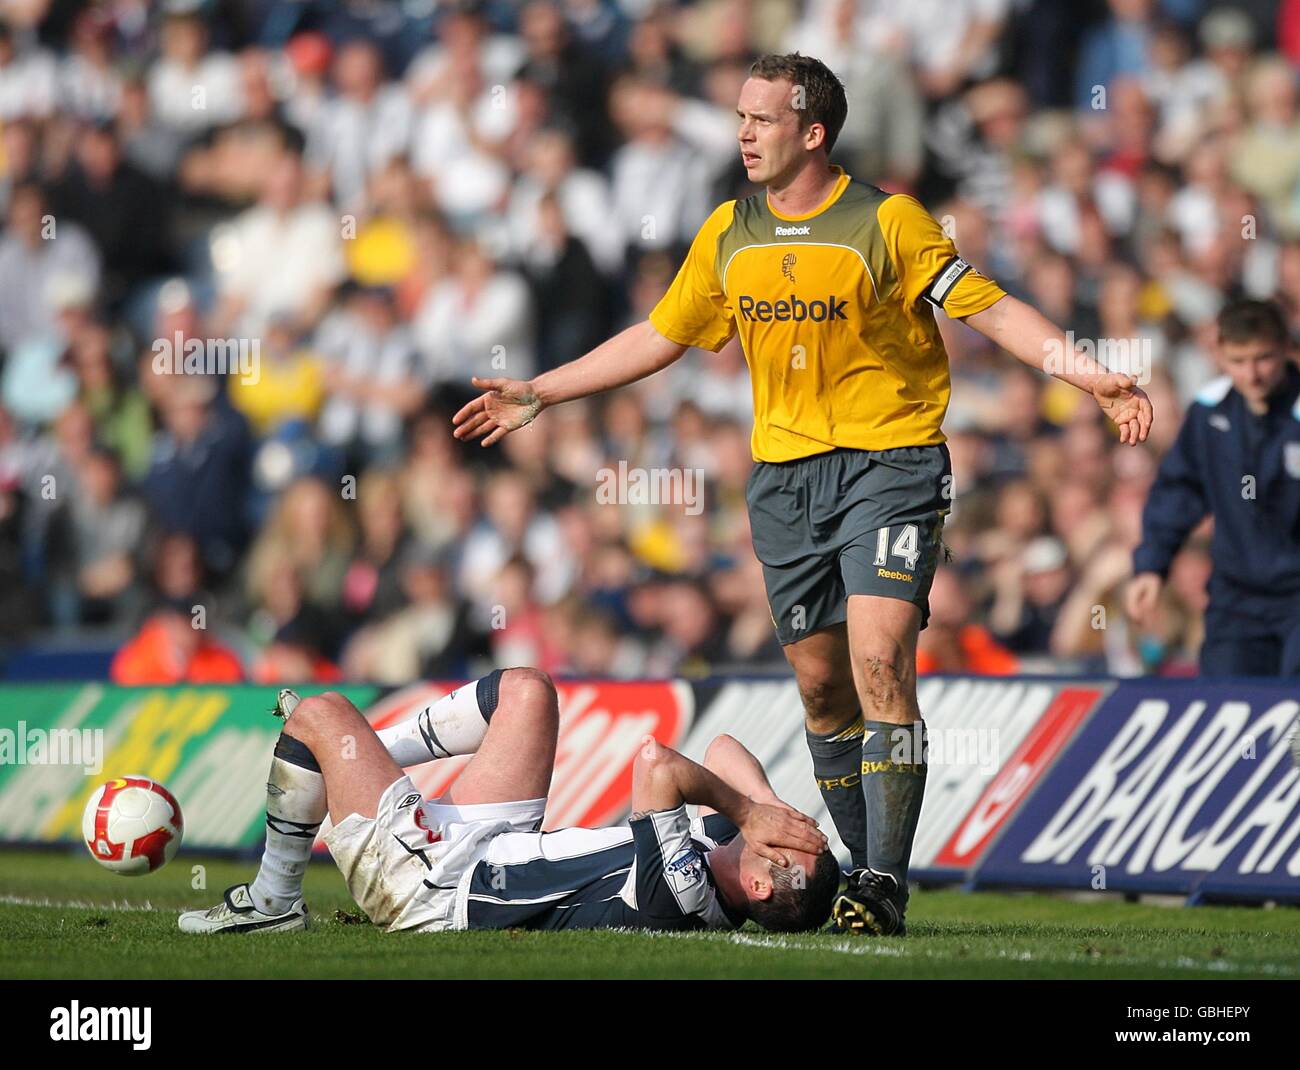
[179,883,309,934]
[274,688,301,720]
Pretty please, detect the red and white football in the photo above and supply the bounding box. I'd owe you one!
[82,776,184,876]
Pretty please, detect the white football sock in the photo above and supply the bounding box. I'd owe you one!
[376,675,497,766]
[249,734,325,915]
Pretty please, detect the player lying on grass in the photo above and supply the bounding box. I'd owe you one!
[180,668,835,934]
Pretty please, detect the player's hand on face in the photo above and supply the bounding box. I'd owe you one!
[1092,373,1153,446]
[741,802,827,867]
[451,377,544,446]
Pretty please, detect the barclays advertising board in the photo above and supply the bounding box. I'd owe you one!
[976,682,1300,903]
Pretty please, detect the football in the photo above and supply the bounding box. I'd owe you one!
[82,776,184,876]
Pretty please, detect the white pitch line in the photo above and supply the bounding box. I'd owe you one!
[726,931,907,957]
[634,928,1297,975]
[0,893,155,912]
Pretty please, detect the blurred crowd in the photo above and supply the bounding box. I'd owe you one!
[0,0,1293,683]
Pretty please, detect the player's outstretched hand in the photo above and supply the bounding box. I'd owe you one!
[740,801,828,868]
[451,376,544,447]
[1092,372,1153,445]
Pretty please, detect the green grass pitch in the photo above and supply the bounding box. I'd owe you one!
[2,848,1298,979]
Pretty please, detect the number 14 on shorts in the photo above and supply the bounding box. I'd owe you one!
[873,524,920,572]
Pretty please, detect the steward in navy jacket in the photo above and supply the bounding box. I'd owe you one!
[1133,363,1300,673]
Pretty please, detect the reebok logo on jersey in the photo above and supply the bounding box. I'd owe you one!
[737,294,847,322]
[774,225,810,236]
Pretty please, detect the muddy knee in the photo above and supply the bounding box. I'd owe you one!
[797,671,859,736]
[855,650,914,715]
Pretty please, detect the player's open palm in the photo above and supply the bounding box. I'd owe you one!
[452,376,544,446]
[1092,372,1153,445]
[740,801,827,867]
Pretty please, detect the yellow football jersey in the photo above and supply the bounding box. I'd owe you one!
[648,168,1007,462]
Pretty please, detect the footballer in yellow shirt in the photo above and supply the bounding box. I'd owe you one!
[453,53,1152,937]
[648,165,1007,463]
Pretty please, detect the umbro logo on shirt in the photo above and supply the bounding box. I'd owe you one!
[775,225,810,236]
[1209,414,1231,432]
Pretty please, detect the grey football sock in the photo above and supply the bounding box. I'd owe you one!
[806,715,869,870]
[860,719,928,904]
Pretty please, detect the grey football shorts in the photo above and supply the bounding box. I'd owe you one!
[745,445,950,645]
